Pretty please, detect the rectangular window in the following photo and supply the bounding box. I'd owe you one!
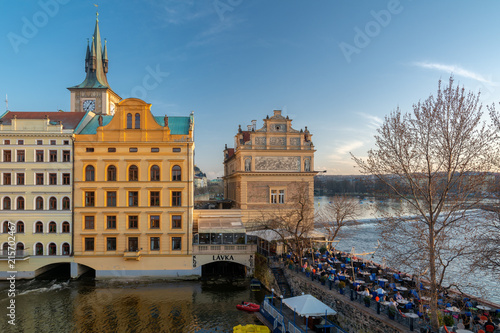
[150,191,160,206]
[36,173,44,185]
[63,140,69,145]
[150,215,160,229]
[62,150,70,162]
[107,191,117,207]
[85,191,95,207]
[49,173,57,185]
[129,147,138,152]
[50,140,56,145]
[3,173,11,185]
[106,216,117,229]
[128,237,139,251]
[151,148,159,152]
[172,237,182,250]
[278,190,285,204]
[84,216,95,230]
[36,140,42,145]
[17,150,25,162]
[128,215,138,229]
[62,173,70,185]
[108,148,116,152]
[86,147,94,152]
[49,150,57,162]
[173,148,181,152]
[84,238,94,251]
[3,150,11,162]
[270,190,277,203]
[150,237,160,251]
[172,215,182,229]
[4,140,10,145]
[36,150,44,162]
[107,237,117,251]
[18,140,24,145]
[128,191,138,207]
[171,191,181,206]
[17,173,24,185]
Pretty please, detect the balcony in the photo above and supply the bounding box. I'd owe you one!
[123,250,141,261]
[0,250,31,261]
[192,244,256,255]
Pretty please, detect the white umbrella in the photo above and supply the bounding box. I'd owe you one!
[282,294,337,317]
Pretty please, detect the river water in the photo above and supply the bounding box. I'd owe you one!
[0,277,267,333]
[315,196,500,305]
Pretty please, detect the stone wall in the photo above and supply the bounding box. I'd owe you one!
[283,267,411,333]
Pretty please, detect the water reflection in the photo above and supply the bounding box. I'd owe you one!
[0,279,266,333]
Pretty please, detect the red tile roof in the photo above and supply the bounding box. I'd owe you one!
[242,131,251,143]
[225,148,235,160]
[0,111,87,129]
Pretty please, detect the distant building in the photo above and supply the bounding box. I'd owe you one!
[194,165,207,188]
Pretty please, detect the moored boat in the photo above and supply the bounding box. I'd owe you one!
[250,278,261,290]
[236,302,260,312]
[233,324,270,332]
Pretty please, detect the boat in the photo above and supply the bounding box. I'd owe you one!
[233,324,270,332]
[250,278,261,291]
[236,302,260,312]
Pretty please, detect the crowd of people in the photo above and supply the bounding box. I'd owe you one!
[285,248,500,332]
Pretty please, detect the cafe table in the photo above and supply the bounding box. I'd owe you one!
[397,299,409,304]
[420,296,431,301]
[446,306,461,313]
[455,330,473,333]
[405,312,420,330]
[396,286,408,291]
[477,305,492,311]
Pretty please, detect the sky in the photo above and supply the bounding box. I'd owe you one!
[1,0,500,179]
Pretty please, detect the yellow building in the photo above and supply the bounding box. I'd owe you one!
[0,111,90,279]
[73,98,195,278]
[223,110,317,223]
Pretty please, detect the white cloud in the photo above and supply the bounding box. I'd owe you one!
[413,62,496,85]
[356,112,383,130]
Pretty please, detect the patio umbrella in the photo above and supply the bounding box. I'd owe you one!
[282,294,337,317]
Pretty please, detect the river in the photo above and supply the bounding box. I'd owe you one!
[315,196,500,305]
[0,277,267,333]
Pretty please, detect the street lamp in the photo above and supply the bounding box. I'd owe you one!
[280,295,283,313]
[305,315,309,333]
[271,288,274,305]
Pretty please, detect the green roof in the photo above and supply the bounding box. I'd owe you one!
[79,115,190,135]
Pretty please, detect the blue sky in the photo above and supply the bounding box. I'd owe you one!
[1,0,500,178]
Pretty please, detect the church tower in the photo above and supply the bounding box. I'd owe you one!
[68,12,121,115]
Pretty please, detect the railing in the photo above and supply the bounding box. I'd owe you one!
[0,250,31,260]
[192,244,257,254]
[261,298,302,333]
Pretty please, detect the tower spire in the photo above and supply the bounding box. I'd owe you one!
[71,9,110,89]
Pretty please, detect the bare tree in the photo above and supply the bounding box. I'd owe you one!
[253,182,315,266]
[315,195,360,247]
[352,77,495,331]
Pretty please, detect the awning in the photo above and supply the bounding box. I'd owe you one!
[283,294,337,317]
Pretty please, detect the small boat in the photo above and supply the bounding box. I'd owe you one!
[250,278,261,291]
[236,302,260,312]
[233,324,270,332]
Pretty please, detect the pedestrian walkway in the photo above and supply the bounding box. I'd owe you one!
[272,267,293,298]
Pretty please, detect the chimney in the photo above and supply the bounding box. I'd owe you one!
[273,110,281,117]
[164,115,169,127]
[251,120,256,131]
[247,125,252,131]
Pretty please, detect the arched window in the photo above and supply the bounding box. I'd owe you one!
[49,197,57,210]
[62,243,70,255]
[62,222,70,233]
[85,165,95,181]
[35,196,44,210]
[48,243,57,255]
[107,165,117,181]
[2,221,8,233]
[172,165,181,181]
[3,197,11,210]
[17,197,24,210]
[35,243,43,255]
[135,113,140,129]
[35,221,43,233]
[128,165,138,181]
[2,243,7,255]
[150,165,160,181]
[48,221,57,233]
[127,113,132,129]
[16,243,24,255]
[62,197,70,210]
[17,221,24,233]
